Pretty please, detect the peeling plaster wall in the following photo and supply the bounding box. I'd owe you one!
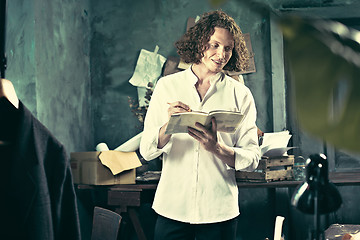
[89,0,272,150]
[6,0,37,114]
[6,0,92,153]
[88,1,274,239]
[5,0,273,154]
[5,0,360,239]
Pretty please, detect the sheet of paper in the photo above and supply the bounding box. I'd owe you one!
[99,151,142,175]
[129,45,166,87]
[274,216,285,240]
[262,147,297,158]
[129,45,166,107]
[260,130,293,157]
[261,130,290,147]
[114,132,142,152]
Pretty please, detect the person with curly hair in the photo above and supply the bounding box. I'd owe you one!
[140,10,260,240]
[175,11,250,73]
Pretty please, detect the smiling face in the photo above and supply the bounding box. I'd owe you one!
[200,27,234,74]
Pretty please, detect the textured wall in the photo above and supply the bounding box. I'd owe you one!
[5,0,273,152]
[88,1,273,239]
[7,0,92,153]
[87,1,360,239]
[6,0,37,114]
[34,0,92,153]
[5,0,360,239]
[89,0,272,150]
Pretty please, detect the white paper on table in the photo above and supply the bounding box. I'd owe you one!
[260,130,292,156]
[114,132,143,152]
[261,130,291,148]
[274,216,285,240]
[262,146,298,158]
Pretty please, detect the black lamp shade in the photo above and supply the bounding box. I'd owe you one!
[291,154,342,214]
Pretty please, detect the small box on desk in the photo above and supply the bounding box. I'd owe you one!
[70,151,142,185]
[236,155,294,182]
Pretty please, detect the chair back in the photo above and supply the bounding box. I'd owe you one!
[91,206,122,240]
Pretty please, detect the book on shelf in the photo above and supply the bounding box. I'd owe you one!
[260,130,296,158]
[165,110,244,135]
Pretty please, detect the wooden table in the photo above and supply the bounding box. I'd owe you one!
[236,171,360,188]
[76,171,360,240]
[77,183,157,240]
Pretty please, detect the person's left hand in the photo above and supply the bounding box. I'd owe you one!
[188,117,218,153]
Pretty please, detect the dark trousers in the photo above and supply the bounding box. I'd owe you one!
[154,215,238,240]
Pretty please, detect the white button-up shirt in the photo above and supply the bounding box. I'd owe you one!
[140,67,260,224]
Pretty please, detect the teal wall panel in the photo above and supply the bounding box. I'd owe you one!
[89,0,272,150]
[5,1,360,239]
[7,0,92,153]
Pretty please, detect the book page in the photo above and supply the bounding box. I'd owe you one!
[209,111,244,133]
[165,110,243,134]
[165,112,208,134]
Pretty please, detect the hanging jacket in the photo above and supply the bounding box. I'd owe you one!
[0,97,81,240]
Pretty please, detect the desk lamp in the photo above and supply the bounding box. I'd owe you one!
[291,153,342,240]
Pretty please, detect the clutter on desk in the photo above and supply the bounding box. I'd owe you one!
[236,155,295,182]
[136,171,161,182]
[324,224,360,240]
[260,130,295,158]
[293,156,306,181]
[70,131,162,185]
[70,150,142,185]
[237,130,297,182]
[342,232,360,240]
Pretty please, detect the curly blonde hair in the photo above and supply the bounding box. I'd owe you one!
[175,10,249,72]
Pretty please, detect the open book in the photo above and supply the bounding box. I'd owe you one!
[165,110,244,134]
[260,130,296,158]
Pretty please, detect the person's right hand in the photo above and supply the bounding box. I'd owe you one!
[158,101,190,148]
[166,101,191,119]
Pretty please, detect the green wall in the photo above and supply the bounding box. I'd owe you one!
[89,0,272,150]
[5,0,360,239]
[7,0,92,153]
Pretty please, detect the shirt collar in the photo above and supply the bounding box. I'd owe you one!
[185,65,225,86]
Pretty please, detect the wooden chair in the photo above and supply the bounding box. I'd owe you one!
[91,206,122,240]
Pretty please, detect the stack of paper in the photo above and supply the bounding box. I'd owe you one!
[260,130,296,158]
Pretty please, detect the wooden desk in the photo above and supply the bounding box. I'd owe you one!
[76,171,360,240]
[236,171,360,188]
[77,183,157,240]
